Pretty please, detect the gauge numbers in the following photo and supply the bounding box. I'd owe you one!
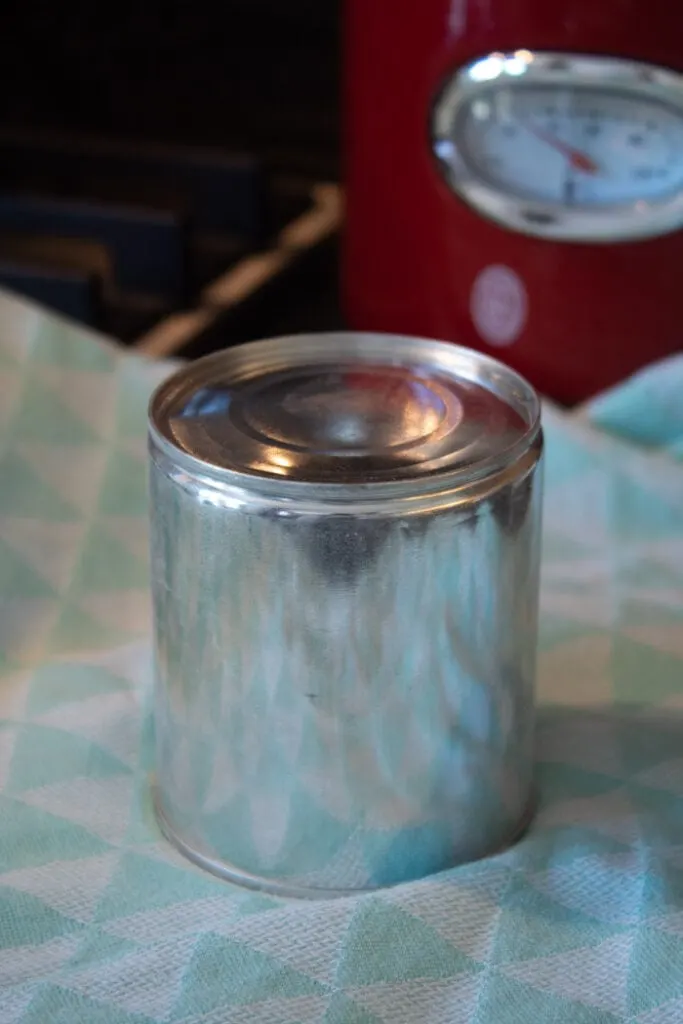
[462,88,683,206]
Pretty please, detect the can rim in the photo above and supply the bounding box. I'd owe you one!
[148,332,541,501]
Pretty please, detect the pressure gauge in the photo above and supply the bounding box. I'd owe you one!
[432,52,683,242]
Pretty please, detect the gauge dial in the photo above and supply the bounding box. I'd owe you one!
[462,88,683,205]
[433,53,683,241]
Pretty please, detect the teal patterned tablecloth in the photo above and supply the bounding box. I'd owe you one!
[1,288,682,1023]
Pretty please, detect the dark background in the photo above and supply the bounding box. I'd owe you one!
[0,1,342,180]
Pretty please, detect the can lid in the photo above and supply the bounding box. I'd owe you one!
[149,333,540,486]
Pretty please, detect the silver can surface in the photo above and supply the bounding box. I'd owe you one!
[148,332,543,896]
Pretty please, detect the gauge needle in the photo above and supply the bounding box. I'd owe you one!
[525,122,600,174]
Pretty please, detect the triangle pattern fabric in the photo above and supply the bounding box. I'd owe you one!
[0,518,85,595]
[349,974,483,1024]
[0,888,84,949]
[81,588,151,638]
[69,522,149,595]
[323,993,385,1024]
[33,691,140,768]
[101,894,249,943]
[47,601,131,656]
[383,879,503,961]
[19,775,135,845]
[0,290,683,1022]
[30,315,118,372]
[0,725,18,788]
[115,358,169,438]
[5,722,131,794]
[62,937,197,1021]
[99,515,149,562]
[98,449,149,517]
[0,367,23,432]
[93,850,229,924]
[25,663,132,718]
[0,596,63,667]
[612,635,683,706]
[0,535,58,600]
[0,934,82,986]
[528,850,646,925]
[218,896,357,986]
[0,451,82,521]
[476,972,624,1024]
[0,791,113,872]
[538,634,614,706]
[18,985,159,1024]
[169,933,327,1019]
[15,441,108,518]
[35,365,118,439]
[499,933,633,1014]
[490,876,626,965]
[12,375,103,444]
[337,899,480,986]
[0,852,120,923]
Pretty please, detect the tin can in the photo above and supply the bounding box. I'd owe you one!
[148,332,543,896]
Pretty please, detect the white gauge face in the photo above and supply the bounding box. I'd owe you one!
[461,88,683,206]
[432,53,683,242]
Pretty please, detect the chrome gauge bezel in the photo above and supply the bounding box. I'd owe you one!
[432,52,683,242]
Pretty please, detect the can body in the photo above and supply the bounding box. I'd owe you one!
[149,359,543,894]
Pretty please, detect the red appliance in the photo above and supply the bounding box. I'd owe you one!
[342,0,683,403]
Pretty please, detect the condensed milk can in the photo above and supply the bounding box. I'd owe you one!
[148,332,543,896]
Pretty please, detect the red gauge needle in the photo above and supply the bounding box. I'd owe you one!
[525,122,600,174]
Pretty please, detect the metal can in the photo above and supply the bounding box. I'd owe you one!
[148,332,543,897]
